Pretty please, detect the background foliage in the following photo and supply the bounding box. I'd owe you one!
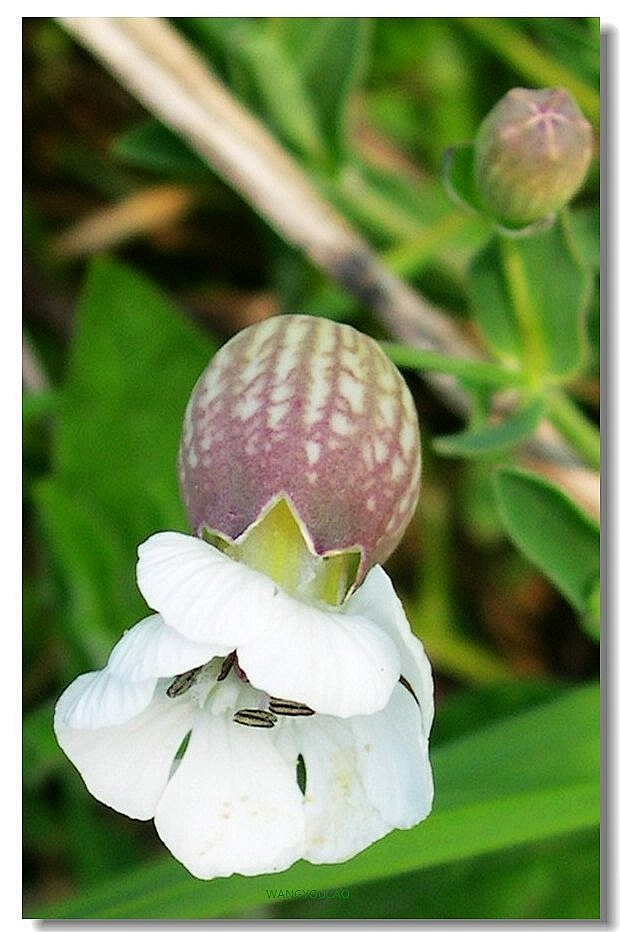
[23,17,600,920]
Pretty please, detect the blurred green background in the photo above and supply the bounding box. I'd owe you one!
[23,17,600,919]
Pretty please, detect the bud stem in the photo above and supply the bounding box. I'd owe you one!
[545,389,600,471]
[500,237,548,384]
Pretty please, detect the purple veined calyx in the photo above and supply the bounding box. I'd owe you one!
[179,313,422,600]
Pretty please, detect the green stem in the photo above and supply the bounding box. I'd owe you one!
[546,389,600,470]
[384,211,471,278]
[333,165,424,241]
[414,628,518,684]
[409,485,515,684]
[500,237,547,384]
[460,18,600,127]
[327,164,479,284]
[382,342,526,389]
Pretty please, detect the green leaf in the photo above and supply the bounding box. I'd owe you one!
[112,121,207,180]
[545,389,600,470]
[458,18,599,128]
[430,679,566,746]
[296,18,370,160]
[33,685,598,919]
[23,389,58,427]
[52,257,216,542]
[583,576,600,641]
[458,459,506,545]
[441,143,485,215]
[175,18,250,80]
[35,482,132,668]
[23,701,63,790]
[33,258,218,662]
[469,237,521,362]
[434,398,544,457]
[382,341,525,389]
[569,205,600,270]
[493,466,600,622]
[271,828,599,919]
[235,30,327,162]
[525,17,600,87]
[434,682,598,807]
[469,220,592,379]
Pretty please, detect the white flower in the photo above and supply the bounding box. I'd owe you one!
[54,531,434,881]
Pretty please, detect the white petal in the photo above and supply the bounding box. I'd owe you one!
[136,532,249,649]
[276,686,432,865]
[55,669,158,730]
[347,566,434,736]
[108,615,221,682]
[54,682,199,820]
[138,532,400,717]
[237,613,399,718]
[349,682,433,829]
[277,716,391,865]
[154,681,305,880]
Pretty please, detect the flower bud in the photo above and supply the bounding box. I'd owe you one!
[474,87,593,228]
[179,315,421,587]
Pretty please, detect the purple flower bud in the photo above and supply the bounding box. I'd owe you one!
[474,87,593,228]
[179,315,421,584]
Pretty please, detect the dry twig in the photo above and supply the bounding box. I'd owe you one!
[22,333,49,394]
[51,184,199,258]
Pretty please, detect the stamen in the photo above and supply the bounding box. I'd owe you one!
[233,655,249,683]
[166,666,203,698]
[233,708,278,728]
[217,651,236,681]
[399,673,421,709]
[269,697,316,716]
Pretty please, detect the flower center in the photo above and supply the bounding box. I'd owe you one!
[165,650,317,728]
[166,652,420,727]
